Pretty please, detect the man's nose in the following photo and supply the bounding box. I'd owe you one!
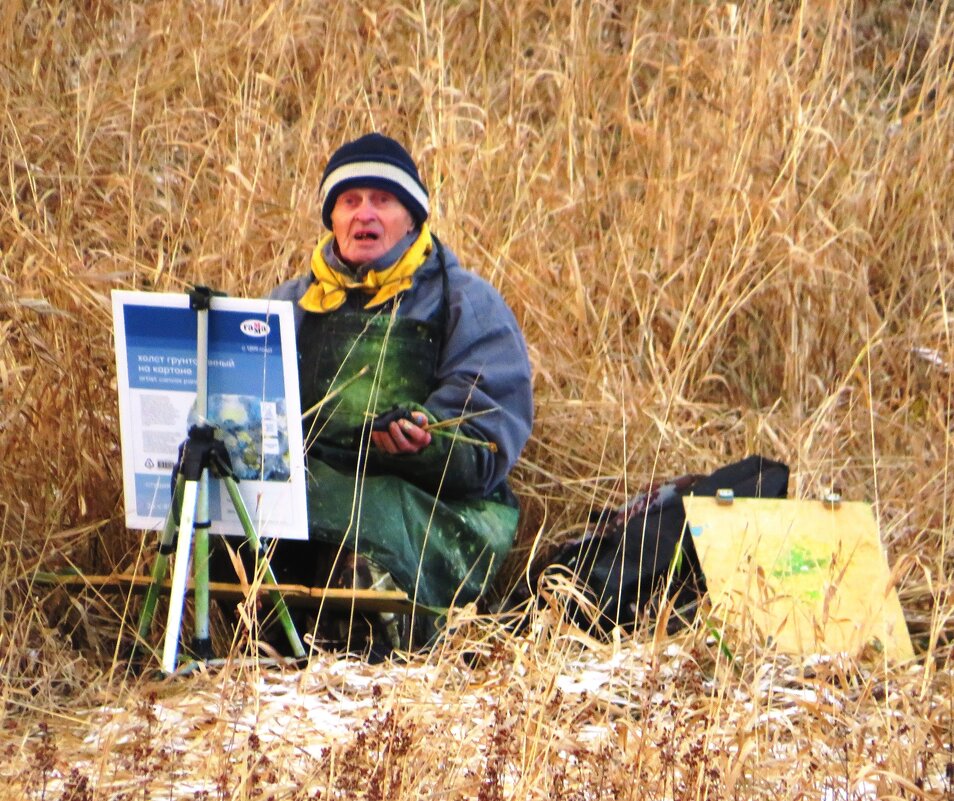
[354,197,376,219]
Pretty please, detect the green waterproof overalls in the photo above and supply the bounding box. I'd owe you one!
[293,247,518,610]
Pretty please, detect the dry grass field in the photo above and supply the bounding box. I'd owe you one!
[1,0,952,797]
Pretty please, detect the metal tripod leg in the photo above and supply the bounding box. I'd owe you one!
[132,475,184,661]
[222,476,306,658]
[162,477,201,673]
[191,468,213,661]
[131,470,208,672]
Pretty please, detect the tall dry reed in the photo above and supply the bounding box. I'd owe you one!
[1,0,952,797]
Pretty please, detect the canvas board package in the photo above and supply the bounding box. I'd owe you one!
[112,290,308,540]
[684,496,913,661]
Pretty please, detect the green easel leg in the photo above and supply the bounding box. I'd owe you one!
[132,477,184,660]
[223,477,306,659]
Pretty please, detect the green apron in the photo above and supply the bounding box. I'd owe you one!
[295,301,518,610]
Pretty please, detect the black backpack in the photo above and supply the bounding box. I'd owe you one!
[516,455,790,633]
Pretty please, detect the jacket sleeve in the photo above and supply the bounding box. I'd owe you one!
[421,271,534,498]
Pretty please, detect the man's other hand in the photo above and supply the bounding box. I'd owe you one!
[371,412,432,454]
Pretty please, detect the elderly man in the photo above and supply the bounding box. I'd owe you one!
[266,133,533,654]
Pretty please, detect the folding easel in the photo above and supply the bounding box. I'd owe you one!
[131,287,305,672]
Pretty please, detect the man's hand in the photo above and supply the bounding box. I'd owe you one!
[370,411,432,454]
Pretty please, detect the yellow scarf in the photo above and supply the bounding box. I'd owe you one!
[299,225,433,313]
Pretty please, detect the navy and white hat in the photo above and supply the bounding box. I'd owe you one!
[319,133,429,229]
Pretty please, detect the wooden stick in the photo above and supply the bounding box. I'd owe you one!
[33,571,417,613]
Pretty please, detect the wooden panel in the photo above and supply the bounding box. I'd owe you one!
[682,497,913,661]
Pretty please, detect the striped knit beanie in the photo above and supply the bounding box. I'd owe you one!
[319,133,429,229]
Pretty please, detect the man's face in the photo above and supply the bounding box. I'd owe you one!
[331,187,415,265]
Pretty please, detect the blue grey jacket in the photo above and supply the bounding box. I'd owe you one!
[270,239,533,498]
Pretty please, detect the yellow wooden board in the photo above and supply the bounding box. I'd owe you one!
[682,497,913,661]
